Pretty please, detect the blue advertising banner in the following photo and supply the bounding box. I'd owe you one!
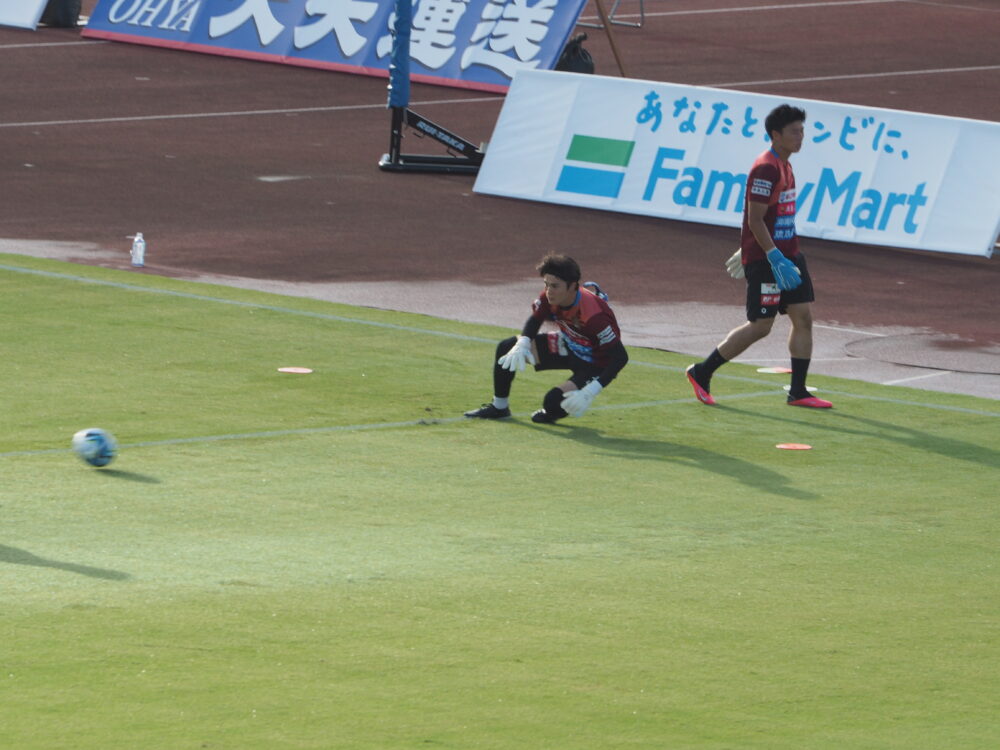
[82,0,588,93]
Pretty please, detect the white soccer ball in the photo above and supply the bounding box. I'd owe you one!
[72,427,117,467]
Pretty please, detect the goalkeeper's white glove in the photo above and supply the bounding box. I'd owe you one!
[561,379,603,418]
[497,335,536,372]
[725,248,744,279]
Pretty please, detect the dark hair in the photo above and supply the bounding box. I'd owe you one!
[536,254,581,284]
[765,104,806,139]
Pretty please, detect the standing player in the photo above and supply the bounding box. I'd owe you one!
[464,254,628,423]
[685,104,832,409]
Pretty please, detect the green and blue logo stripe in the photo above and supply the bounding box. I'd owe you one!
[556,135,635,198]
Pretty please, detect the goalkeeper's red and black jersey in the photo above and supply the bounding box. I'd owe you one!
[530,286,622,367]
[740,147,800,263]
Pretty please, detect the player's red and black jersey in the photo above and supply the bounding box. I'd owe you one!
[740,148,799,263]
[530,286,622,367]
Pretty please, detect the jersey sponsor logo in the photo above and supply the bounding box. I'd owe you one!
[551,332,568,356]
[778,189,796,203]
[774,214,797,241]
[760,282,781,304]
[559,331,594,362]
[596,325,617,345]
[751,178,773,197]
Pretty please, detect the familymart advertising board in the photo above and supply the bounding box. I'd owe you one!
[474,70,1000,258]
[0,0,47,29]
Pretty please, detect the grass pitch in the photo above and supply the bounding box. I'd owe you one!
[1,255,998,749]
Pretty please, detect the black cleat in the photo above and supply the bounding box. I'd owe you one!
[464,403,511,419]
[531,408,558,424]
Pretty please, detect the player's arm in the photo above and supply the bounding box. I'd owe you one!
[595,339,628,388]
[561,328,628,418]
[519,316,542,340]
[748,200,802,291]
[747,200,776,252]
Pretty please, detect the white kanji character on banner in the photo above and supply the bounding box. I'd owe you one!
[460,0,555,78]
[293,0,379,56]
[376,1,469,70]
[208,0,285,46]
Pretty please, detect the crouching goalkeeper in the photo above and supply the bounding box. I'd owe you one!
[464,254,628,424]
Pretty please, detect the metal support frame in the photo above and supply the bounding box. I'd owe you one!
[579,0,644,29]
[378,107,484,175]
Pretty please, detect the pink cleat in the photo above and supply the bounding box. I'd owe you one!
[787,396,833,408]
[685,364,716,406]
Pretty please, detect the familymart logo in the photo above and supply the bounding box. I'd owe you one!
[555,135,635,198]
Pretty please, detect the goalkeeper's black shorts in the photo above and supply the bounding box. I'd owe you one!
[744,252,815,321]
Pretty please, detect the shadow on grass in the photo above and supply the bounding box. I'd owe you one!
[722,406,1000,470]
[522,422,818,501]
[92,468,161,484]
[0,545,130,580]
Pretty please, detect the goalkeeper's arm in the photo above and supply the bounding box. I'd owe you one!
[560,340,628,417]
[594,339,629,388]
[519,316,542,340]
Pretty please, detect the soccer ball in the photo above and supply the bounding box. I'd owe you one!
[72,427,117,467]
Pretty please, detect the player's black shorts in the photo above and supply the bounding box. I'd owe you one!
[532,332,601,388]
[744,253,815,321]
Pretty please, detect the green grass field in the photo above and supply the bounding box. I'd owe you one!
[2,254,998,749]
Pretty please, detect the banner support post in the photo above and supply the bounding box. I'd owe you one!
[378,0,484,174]
[593,0,628,78]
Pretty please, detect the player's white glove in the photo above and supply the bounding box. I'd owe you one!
[725,248,744,279]
[497,335,536,372]
[561,380,603,418]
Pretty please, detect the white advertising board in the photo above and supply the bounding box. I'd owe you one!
[474,70,1000,258]
[0,0,47,29]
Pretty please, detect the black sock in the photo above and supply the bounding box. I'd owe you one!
[542,387,568,420]
[492,337,517,398]
[789,357,811,399]
[699,348,728,380]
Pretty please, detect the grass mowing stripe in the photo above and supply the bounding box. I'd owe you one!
[0,263,491,343]
[2,260,997,418]
[630,360,1000,417]
[0,391,783,459]
[4,259,998,748]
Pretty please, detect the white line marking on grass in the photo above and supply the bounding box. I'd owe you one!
[819,389,997,415]
[0,419,451,458]
[0,263,491,343]
[626,360,999,416]
[1,262,997,418]
[734,357,859,363]
[0,96,500,129]
[814,323,887,337]
[257,175,311,183]
[0,392,782,459]
[883,370,953,386]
